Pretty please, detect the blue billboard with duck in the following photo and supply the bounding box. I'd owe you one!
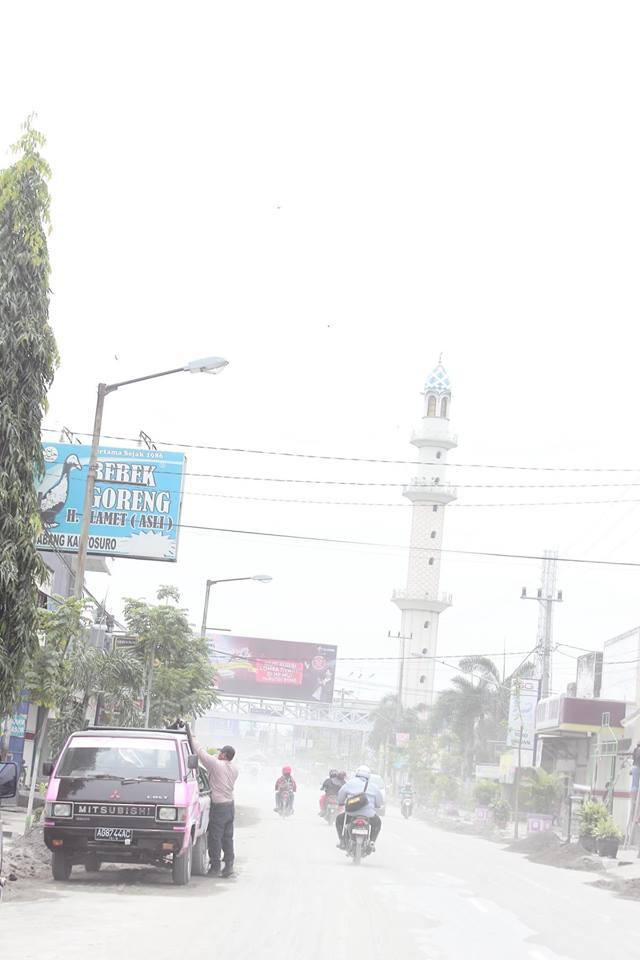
[36,442,186,561]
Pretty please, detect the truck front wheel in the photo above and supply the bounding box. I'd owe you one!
[52,850,72,881]
[172,842,192,885]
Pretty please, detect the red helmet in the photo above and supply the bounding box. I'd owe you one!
[282,765,292,775]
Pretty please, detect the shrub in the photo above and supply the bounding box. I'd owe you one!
[593,814,623,841]
[577,800,609,837]
[522,769,564,815]
[432,774,460,805]
[473,779,500,807]
[490,797,511,828]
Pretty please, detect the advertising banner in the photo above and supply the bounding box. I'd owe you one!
[207,633,338,703]
[506,677,540,767]
[36,442,185,561]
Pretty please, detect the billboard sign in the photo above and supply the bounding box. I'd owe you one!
[36,442,185,561]
[207,633,338,703]
[506,677,540,767]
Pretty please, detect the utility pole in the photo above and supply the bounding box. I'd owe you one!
[388,630,412,793]
[388,631,413,721]
[521,549,563,698]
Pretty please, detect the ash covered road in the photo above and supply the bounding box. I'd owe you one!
[4,782,640,960]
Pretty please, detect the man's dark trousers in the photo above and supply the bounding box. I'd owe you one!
[208,802,235,871]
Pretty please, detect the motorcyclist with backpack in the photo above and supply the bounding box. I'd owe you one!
[335,765,383,850]
[319,768,345,816]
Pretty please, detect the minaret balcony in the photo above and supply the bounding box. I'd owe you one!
[403,479,457,504]
[392,590,453,613]
[411,420,458,450]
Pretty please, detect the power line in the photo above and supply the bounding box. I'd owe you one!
[185,489,640,509]
[40,427,640,473]
[178,520,640,568]
[67,467,640,489]
[180,476,640,489]
[207,645,534,665]
[556,643,640,667]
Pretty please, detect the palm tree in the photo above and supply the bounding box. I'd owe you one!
[49,644,144,753]
[429,655,535,780]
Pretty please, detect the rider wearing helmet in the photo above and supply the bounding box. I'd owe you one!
[335,765,383,850]
[274,765,297,813]
[400,781,414,815]
[319,768,344,816]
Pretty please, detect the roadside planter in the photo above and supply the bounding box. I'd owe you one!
[580,833,597,852]
[594,815,623,859]
[596,836,621,858]
[576,800,609,854]
[527,813,554,834]
[472,780,500,824]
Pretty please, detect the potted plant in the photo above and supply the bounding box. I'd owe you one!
[594,815,623,858]
[577,800,609,852]
[473,780,499,821]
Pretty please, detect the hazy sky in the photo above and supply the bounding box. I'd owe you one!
[3,2,640,701]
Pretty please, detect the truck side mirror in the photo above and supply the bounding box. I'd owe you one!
[42,761,55,777]
[0,761,18,800]
[187,755,199,771]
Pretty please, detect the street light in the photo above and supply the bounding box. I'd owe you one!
[74,357,229,599]
[200,575,273,639]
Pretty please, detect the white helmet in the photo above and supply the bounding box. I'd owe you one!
[355,765,371,779]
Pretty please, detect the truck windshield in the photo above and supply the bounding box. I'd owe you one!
[56,736,180,780]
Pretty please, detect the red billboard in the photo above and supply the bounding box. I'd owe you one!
[206,633,338,703]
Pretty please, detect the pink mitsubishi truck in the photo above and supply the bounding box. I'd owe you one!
[43,726,211,885]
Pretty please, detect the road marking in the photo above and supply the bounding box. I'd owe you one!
[469,897,489,913]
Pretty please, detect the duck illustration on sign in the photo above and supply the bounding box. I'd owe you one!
[38,453,82,527]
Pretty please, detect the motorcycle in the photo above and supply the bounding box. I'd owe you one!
[324,795,338,825]
[277,787,293,817]
[344,816,372,865]
[401,796,413,819]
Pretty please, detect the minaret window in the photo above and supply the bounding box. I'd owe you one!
[424,621,430,628]
[436,451,442,459]
[419,675,426,684]
[427,395,436,417]
[432,505,438,513]
[440,396,448,418]
[428,558,435,566]
[430,531,436,539]
[421,647,428,655]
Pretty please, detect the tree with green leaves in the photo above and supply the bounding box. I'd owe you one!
[0,118,57,724]
[368,693,426,780]
[123,586,218,727]
[22,596,144,823]
[429,655,535,780]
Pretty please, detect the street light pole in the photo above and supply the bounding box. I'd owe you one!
[200,575,272,640]
[73,357,228,600]
[74,381,108,599]
[200,579,215,640]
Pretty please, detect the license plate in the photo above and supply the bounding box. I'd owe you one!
[351,828,368,836]
[95,827,132,842]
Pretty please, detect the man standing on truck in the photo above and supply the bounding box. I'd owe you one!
[187,724,238,878]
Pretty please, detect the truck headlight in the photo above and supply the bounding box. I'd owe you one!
[46,802,72,818]
[157,806,186,822]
